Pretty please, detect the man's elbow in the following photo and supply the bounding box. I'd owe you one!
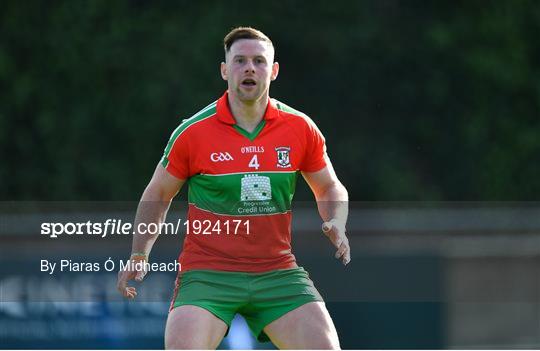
[141,181,175,202]
[318,180,348,201]
[333,180,349,200]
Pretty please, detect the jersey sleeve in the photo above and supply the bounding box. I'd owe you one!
[300,117,328,172]
[160,125,190,179]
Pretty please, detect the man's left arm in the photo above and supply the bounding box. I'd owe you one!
[302,158,350,265]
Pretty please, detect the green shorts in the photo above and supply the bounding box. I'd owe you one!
[169,267,323,342]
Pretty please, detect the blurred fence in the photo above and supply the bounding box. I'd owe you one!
[1,202,539,348]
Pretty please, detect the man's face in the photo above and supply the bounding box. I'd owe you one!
[221,39,279,103]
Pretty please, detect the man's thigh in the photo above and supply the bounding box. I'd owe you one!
[263,301,340,350]
[165,305,228,350]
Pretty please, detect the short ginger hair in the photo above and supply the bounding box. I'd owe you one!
[223,27,274,54]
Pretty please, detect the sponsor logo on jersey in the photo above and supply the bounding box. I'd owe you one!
[241,146,265,154]
[275,146,291,168]
[241,174,272,201]
[210,152,234,162]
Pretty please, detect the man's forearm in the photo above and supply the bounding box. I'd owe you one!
[130,189,172,257]
[316,181,349,224]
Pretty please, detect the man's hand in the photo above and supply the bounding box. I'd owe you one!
[322,219,351,265]
[116,255,148,299]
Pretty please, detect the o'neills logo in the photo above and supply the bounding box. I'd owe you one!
[275,146,291,168]
[241,146,265,154]
[210,152,234,162]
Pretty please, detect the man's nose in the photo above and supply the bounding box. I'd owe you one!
[244,60,255,73]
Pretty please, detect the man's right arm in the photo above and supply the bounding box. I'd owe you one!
[117,164,185,299]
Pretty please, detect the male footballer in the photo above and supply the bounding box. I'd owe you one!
[117,27,350,349]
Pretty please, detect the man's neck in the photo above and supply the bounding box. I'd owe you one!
[228,94,268,133]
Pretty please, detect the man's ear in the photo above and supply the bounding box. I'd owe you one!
[220,62,227,81]
[271,62,279,81]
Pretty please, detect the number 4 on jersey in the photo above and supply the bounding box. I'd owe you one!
[248,155,260,170]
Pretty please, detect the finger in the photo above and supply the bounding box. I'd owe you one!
[343,250,351,265]
[126,290,137,299]
[334,241,347,259]
[335,237,350,257]
[117,272,127,293]
[117,270,137,297]
[135,269,147,282]
[122,285,132,298]
[123,286,138,298]
[341,244,351,265]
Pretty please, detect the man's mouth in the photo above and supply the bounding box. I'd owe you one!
[241,78,257,87]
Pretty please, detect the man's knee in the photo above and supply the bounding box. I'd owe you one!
[264,302,341,349]
[165,336,201,350]
[165,335,219,350]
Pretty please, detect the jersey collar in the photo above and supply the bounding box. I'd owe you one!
[216,91,279,125]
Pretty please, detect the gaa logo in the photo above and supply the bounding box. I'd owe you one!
[210,152,234,162]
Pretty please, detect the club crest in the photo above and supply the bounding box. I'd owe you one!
[275,146,291,168]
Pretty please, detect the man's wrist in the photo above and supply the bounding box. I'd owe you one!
[323,218,346,232]
[130,252,148,260]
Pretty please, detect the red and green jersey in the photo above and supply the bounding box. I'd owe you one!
[161,91,327,272]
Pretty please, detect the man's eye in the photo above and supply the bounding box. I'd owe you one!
[255,58,265,64]
[235,58,244,64]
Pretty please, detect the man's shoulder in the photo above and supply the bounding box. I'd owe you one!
[169,100,219,139]
[273,99,310,119]
[272,98,321,131]
[179,100,219,129]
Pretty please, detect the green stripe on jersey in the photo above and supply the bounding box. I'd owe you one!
[161,102,217,167]
[188,171,298,216]
[233,120,266,141]
[274,99,308,118]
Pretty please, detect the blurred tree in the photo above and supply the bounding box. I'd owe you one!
[1,0,539,200]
